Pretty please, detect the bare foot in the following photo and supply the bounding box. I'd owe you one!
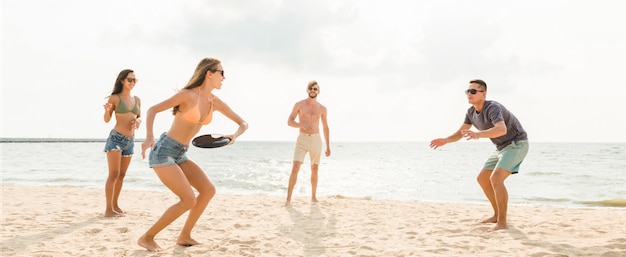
[284,201,292,207]
[104,211,125,218]
[137,235,163,252]
[487,223,508,232]
[480,216,497,223]
[113,208,126,214]
[177,238,201,247]
[311,197,319,203]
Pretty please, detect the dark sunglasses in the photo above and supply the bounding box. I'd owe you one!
[465,89,484,95]
[308,87,319,91]
[126,78,138,83]
[212,69,225,76]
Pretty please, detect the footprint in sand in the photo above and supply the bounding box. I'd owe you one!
[233,223,251,229]
[85,228,102,235]
[116,227,129,233]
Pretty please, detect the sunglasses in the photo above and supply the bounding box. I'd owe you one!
[212,69,225,76]
[465,89,484,95]
[126,78,138,83]
[308,87,319,91]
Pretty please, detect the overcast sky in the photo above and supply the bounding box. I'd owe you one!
[2,0,625,142]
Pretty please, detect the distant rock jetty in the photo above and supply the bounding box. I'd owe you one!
[0,138,145,143]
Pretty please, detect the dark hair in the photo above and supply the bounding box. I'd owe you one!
[173,57,221,115]
[469,79,487,91]
[110,69,134,95]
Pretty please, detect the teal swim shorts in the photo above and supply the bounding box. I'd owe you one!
[483,140,529,174]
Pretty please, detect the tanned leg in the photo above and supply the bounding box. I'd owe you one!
[137,165,196,252]
[176,160,216,246]
[310,164,319,202]
[285,161,302,206]
[477,169,497,223]
[488,168,511,231]
[112,155,131,214]
[105,151,124,217]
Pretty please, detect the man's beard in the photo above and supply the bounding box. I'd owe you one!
[308,93,317,99]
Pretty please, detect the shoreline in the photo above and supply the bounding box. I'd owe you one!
[2,184,625,256]
[2,182,625,209]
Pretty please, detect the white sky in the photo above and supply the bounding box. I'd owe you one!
[2,0,626,142]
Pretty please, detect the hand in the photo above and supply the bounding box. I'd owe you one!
[461,130,480,140]
[223,135,236,145]
[131,118,142,130]
[298,124,315,133]
[103,103,113,112]
[429,138,447,149]
[141,137,154,159]
[325,148,331,157]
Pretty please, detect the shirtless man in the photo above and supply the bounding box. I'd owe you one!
[285,80,331,206]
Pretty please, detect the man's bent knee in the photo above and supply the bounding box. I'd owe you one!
[477,169,492,182]
[491,168,511,180]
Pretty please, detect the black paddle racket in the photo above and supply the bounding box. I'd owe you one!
[192,134,231,148]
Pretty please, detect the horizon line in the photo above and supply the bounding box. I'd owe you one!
[0,137,622,144]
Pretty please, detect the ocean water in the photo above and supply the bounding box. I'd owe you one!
[1,140,625,208]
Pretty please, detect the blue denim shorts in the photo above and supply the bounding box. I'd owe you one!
[483,140,529,174]
[104,130,134,157]
[148,133,189,168]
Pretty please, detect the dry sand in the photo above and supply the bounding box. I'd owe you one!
[2,184,625,256]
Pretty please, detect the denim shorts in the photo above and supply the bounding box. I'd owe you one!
[103,130,134,157]
[148,133,189,168]
[483,140,529,174]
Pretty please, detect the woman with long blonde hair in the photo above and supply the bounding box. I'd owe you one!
[138,57,248,252]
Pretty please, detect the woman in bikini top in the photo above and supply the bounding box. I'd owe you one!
[138,57,248,252]
[102,69,141,218]
[177,89,213,125]
[115,95,140,115]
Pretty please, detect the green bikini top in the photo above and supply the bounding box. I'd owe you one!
[115,95,140,115]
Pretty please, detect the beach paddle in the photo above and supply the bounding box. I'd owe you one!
[192,134,230,149]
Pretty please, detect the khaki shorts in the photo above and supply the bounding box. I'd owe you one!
[293,133,322,165]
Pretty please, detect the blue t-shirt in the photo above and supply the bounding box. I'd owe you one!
[464,100,527,150]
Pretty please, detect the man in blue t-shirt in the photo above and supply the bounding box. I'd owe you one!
[430,79,529,232]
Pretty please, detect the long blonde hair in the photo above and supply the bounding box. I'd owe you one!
[173,57,221,115]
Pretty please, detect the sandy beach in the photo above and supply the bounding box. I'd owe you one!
[1,184,625,256]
